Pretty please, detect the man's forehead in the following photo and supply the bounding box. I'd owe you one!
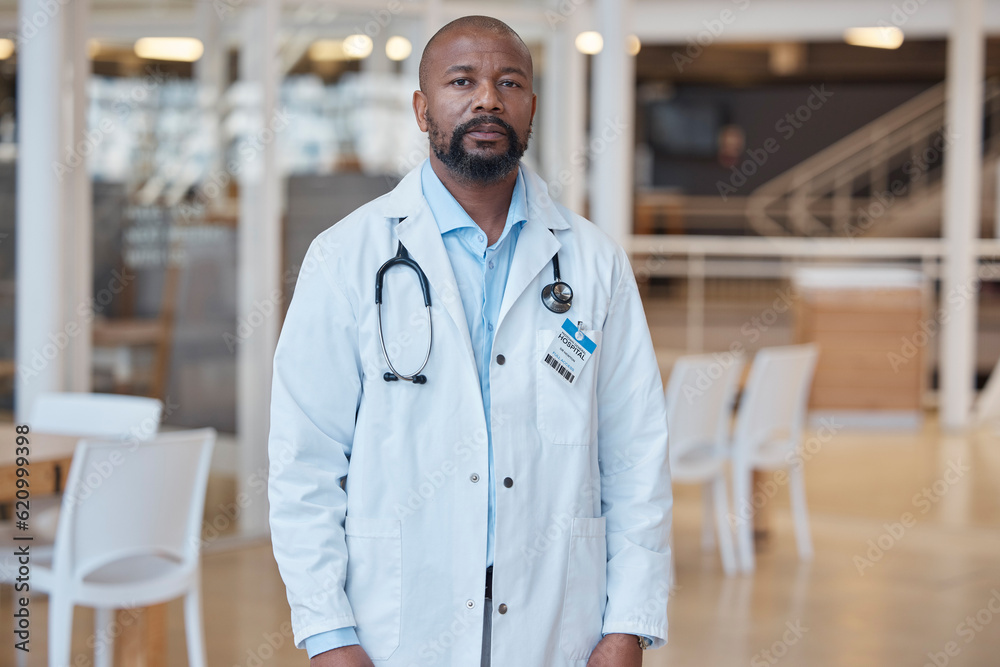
[426,32,532,75]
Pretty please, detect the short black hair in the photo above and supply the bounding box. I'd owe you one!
[418,15,532,92]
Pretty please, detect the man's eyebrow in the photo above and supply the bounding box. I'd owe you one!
[443,64,529,78]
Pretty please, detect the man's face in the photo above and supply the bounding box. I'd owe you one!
[414,30,536,184]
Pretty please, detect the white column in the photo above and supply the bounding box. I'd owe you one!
[424,0,442,48]
[67,0,92,393]
[589,0,634,248]
[541,27,565,188]
[363,29,392,75]
[563,9,588,216]
[940,0,984,431]
[237,0,282,535]
[16,0,91,420]
[541,10,587,215]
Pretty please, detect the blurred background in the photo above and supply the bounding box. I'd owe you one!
[1,0,999,665]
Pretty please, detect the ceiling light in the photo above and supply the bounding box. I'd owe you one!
[309,39,348,61]
[575,31,604,55]
[844,27,904,50]
[343,34,373,59]
[0,39,13,60]
[134,37,204,62]
[627,35,641,56]
[386,36,412,61]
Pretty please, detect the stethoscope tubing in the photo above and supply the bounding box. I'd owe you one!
[377,229,570,384]
[376,241,434,383]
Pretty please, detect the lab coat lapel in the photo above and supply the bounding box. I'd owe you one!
[497,166,571,329]
[497,217,561,330]
[387,173,478,375]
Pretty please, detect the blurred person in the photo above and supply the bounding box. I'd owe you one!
[267,15,671,667]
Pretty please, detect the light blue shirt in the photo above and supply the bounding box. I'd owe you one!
[304,160,526,658]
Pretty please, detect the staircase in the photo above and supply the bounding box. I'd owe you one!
[744,79,1000,238]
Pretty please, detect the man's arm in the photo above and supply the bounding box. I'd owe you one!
[594,246,673,648]
[268,235,365,651]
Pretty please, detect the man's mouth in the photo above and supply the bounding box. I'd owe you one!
[466,124,506,140]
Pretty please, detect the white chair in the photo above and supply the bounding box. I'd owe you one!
[37,428,216,667]
[28,392,163,440]
[1,392,162,667]
[731,344,819,572]
[664,354,743,579]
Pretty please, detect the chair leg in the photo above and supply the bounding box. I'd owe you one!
[712,475,738,576]
[732,461,756,573]
[788,463,814,561]
[701,483,716,552]
[48,595,74,667]
[94,608,115,667]
[185,585,208,667]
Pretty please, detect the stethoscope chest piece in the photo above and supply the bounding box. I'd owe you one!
[541,251,573,313]
[541,281,573,313]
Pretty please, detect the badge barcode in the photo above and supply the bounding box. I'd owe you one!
[544,353,576,383]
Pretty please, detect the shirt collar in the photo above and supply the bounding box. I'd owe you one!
[420,159,528,244]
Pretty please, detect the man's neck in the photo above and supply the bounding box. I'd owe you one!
[430,155,517,246]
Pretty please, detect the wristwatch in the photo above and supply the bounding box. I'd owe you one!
[636,635,652,650]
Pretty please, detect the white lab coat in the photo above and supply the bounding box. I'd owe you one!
[267,159,672,666]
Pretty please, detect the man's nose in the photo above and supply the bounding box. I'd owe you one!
[473,82,503,113]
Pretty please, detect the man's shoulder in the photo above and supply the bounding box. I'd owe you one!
[551,201,628,267]
[305,190,394,260]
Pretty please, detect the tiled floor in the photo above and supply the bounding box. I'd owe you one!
[4,417,998,666]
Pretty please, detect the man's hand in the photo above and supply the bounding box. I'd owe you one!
[310,645,375,667]
[586,633,644,667]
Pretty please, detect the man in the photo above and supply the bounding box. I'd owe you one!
[268,15,672,667]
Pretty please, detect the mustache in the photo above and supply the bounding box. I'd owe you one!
[454,116,514,136]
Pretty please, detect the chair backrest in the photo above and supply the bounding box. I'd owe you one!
[974,354,1000,426]
[731,344,819,465]
[52,428,216,583]
[29,392,162,441]
[664,354,744,475]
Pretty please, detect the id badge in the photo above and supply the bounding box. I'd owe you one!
[541,319,597,384]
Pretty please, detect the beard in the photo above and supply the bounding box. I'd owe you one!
[426,113,530,184]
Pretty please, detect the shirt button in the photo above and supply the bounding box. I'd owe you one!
[488,322,494,331]
[496,354,505,365]
[498,603,508,614]
[488,260,495,269]
[503,477,513,488]
[470,473,480,483]
[478,234,485,243]
[467,599,476,609]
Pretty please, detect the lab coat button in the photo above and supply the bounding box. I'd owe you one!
[496,354,505,365]
[503,477,513,488]
[470,473,480,483]
[498,603,508,614]
[466,599,476,609]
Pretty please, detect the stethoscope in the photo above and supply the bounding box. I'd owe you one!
[376,228,572,384]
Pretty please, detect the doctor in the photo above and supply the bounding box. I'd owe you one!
[268,15,672,667]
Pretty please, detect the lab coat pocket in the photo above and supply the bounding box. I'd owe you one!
[536,329,602,446]
[344,517,402,661]
[560,516,608,660]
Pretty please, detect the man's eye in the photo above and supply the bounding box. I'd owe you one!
[453,78,469,86]
[501,81,520,87]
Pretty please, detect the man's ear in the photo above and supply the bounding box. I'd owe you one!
[530,93,537,126]
[413,90,429,132]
